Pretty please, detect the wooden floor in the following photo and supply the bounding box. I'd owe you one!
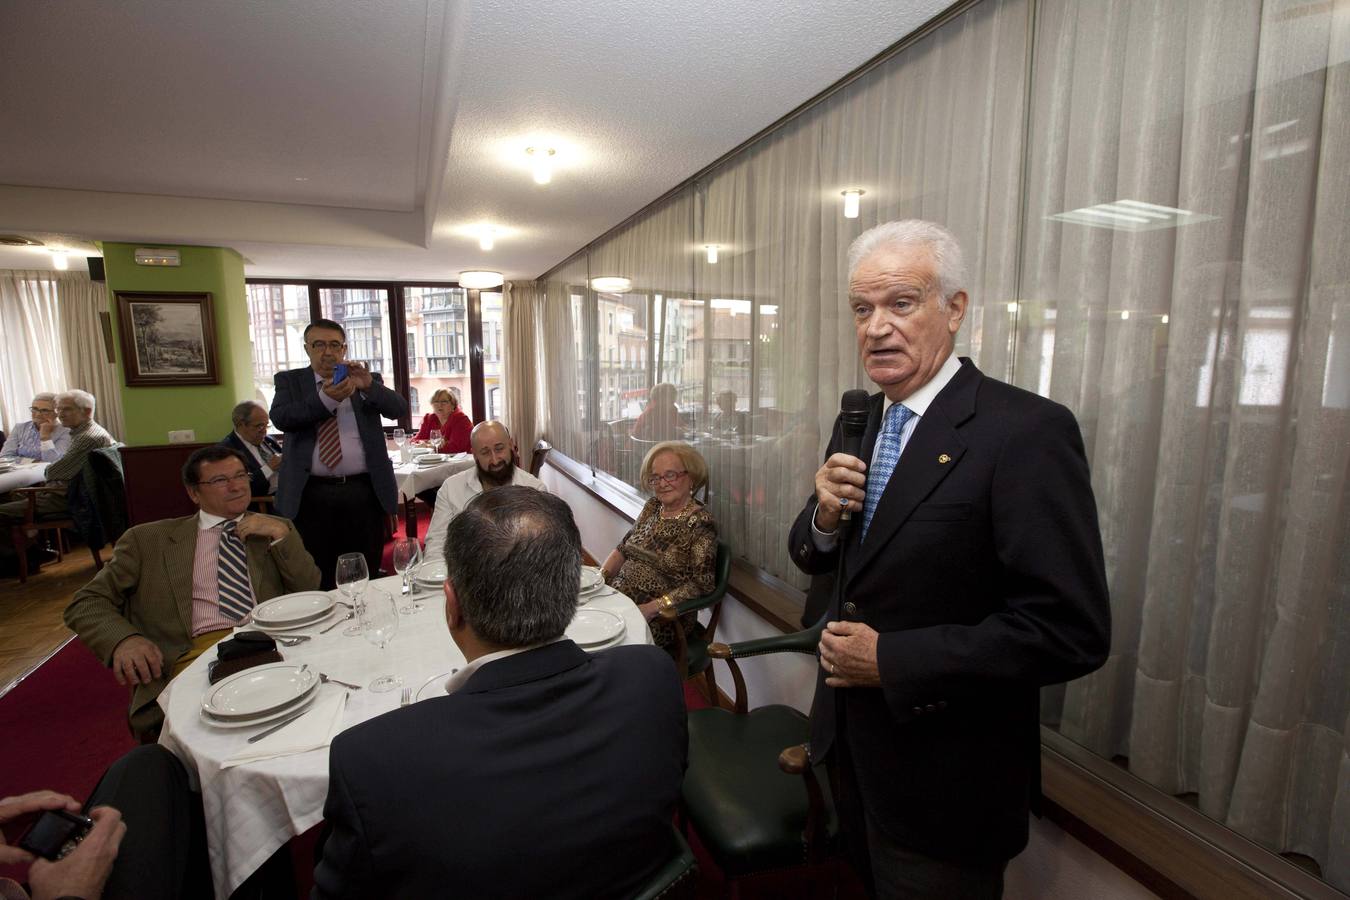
[0,548,101,697]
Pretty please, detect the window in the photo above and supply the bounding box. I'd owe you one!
[244,283,311,411]
[405,286,471,422]
[317,287,398,426]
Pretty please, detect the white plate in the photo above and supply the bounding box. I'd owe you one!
[250,608,337,634]
[414,669,460,702]
[414,561,447,586]
[566,608,626,647]
[199,691,318,729]
[252,591,335,626]
[581,631,627,653]
[417,454,448,465]
[579,567,604,593]
[202,663,319,719]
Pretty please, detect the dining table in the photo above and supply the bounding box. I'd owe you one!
[389,449,475,540]
[0,460,49,494]
[157,573,650,896]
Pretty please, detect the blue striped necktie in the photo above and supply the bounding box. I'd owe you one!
[861,403,914,540]
[217,520,254,621]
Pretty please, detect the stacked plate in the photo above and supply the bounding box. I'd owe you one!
[577,566,605,603]
[250,591,336,633]
[414,560,447,588]
[416,453,448,466]
[200,663,319,729]
[566,608,627,652]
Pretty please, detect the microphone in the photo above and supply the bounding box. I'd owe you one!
[837,389,870,521]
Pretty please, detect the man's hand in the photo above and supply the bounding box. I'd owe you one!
[265,452,283,472]
[235,512,288,543]
[27,806,125,900]
[37,420,55,440]
[0,791,82,865]
[110,635,163,686]
[812,453,868,533]
[818,620,881,688]
[344,361,373,391]
[322,377,357,402]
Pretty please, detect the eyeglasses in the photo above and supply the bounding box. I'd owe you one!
[308,340,346,351]
[29,407,54,414]
[197,472,252,488]
[645,470,687,487]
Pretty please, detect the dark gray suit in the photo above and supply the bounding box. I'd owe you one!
[220,430,282,497]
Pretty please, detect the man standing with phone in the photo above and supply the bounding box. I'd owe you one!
[270,319,408,588]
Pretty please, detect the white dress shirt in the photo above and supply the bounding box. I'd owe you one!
[311,369,369,477]
[423,466,549,565]
[236,432,279,492]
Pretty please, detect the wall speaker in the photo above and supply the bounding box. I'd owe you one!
[87,257,106,281]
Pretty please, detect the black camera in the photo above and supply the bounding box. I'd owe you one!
[18,809,94,861]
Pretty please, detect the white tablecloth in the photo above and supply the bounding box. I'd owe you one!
[0,461,48,493]
[391,451,474,500]
[157,574,650,896]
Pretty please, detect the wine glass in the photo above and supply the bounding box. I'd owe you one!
[335,553,369,636]
[429,433,444,455]
[392,427,406,457]
[361,588,402,693]
[392,538,419,612]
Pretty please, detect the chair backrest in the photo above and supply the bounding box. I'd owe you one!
[68,443,128,549]
[529,439,553,477]
[120,442,209,525]
[630,825,697,900]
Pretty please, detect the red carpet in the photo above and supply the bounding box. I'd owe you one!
[0,639,134,884]
[379,502,433,574]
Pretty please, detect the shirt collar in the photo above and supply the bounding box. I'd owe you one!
[198,510,247,530]
[882,352,962,419]
[443,636,567,694]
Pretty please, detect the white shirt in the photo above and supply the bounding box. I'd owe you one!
[812,353,963,550]
[423,466,549,565]
[235,431,279,491]
[311,369,369,477]
[442,636,567,694]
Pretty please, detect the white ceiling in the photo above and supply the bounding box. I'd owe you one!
[0,0,951,281]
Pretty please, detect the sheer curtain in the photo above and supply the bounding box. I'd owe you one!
[0,271,68,430]
[501,280,546,456]
[57,273,124,440]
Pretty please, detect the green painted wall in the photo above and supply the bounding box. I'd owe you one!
[102,243,252,446]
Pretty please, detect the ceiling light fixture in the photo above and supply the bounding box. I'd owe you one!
[704,245,720,264]
[1120,310,1130,321]
[459,270,504,289]
[526,147,556,185]
[51,249,69,270]
[590,276,632,293]
[1161,314,1170,325]
[478,227,496,251]
[841,189,865,219]
[0,234,43,247]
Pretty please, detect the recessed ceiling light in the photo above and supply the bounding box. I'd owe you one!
[1049,199,1216,232]
[478,226,496,251]
[459,270,504,289]
[590,276,632,293]
[526,147,556,185]
[704,245,719,264]
[51,249,69,270]
[841,189,865,219]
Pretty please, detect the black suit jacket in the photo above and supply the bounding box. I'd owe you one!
[788,358,1110,864]
[312,641,688,900]
[219,431,282,497]
[269,367,407,518]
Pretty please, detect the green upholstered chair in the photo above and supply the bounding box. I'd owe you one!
[658,540,731,700]
[631,825,698,900]
[680,618,839,890]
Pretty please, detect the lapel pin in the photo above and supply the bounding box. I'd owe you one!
[937,453,951,464]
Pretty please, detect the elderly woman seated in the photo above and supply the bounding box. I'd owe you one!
[602,441,717,657]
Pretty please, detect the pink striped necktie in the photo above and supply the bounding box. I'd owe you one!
[317,416,343,468]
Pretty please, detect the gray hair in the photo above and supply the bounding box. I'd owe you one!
[58,389,96,414]
[443,486,580,647]
[231,400,265,427]
[31,392,57,406]
[847,219,968,308]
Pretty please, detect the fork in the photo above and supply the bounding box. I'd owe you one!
[399,686,412,707]
[319,611,354,634]
[320,673,362,690]
[275,636,310,646]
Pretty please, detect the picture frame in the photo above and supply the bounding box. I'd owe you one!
[115,291,220,386]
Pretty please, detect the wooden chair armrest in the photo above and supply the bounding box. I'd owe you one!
[10,485,62,495]
[777,743,810,774]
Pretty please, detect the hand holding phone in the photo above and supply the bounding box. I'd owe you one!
[19,809,94,861]
[332,363,349,385]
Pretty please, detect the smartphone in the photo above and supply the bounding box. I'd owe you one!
[18,809,94,861]
[332,363,349,385]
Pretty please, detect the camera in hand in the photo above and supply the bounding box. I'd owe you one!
[18,809,94,861]
[332,363,349,385]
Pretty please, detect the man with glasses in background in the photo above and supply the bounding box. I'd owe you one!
[220,400,283,497]
[423,420,547,565]
[0,392,70,462]
[270,319,407,589]
[65,446,319,739]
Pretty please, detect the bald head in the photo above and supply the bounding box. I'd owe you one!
[471,420,516,487]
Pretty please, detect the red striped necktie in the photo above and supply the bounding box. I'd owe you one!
[317,416,343,469]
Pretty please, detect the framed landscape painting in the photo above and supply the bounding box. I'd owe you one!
[115,291,220,386]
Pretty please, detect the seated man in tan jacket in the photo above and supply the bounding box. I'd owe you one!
[65,445,321,738]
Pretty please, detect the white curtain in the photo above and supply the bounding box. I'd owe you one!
[57,273,124,440]
[0,271,69,431]
[532,0,1349,885]
[501,280,547,456]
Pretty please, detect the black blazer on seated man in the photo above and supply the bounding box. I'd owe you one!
[219,430,282,497]
[788,358,1110,866]
[311,641,688,900]
[269,366,403,518]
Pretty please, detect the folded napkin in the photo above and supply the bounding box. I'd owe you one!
[220,690,348,769]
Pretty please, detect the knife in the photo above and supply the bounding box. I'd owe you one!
[247,709,310,744]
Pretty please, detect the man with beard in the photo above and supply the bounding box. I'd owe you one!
[423,421,546,565]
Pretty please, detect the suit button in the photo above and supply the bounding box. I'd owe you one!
[843,601,857,616]
[912,706,923,716]
[937,701,948,710]
[925,704,936,713]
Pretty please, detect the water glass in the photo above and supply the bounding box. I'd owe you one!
[392,538,420,612]
[361,588,402,693]
[335,552,369,636]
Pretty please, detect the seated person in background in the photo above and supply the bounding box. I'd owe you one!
[631,381,681,441]
[220,401,283,496]
[711,389,747,437]
[602,441,717,657]
[312,487,687,900]
[413,388,471,453]
[0,745,210,900]
[64,446,320,738]
[0,391,113,552]
[0,393,69,462]
[423,420,546,564]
